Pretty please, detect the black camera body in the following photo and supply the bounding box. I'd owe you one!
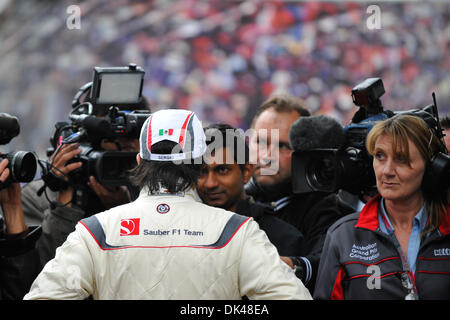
[0,113,37,189]
[48,108,149,189]
[44,64,150,191]
[292,78,449,197]
[63,146,139,188]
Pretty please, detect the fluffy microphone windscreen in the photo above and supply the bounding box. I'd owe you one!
[289,115,346,152]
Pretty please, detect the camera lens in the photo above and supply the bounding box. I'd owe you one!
[307,156,335,189]
[96,151,137,186]
[7,151,37,182]
[102,157,121,178]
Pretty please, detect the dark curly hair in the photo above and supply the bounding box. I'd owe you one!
[129,140,202,194]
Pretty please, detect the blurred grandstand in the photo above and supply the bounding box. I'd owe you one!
[0,0,449,159]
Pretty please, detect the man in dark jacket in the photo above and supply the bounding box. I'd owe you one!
[196,124,307,281]
[245,94,354,292]
[0,221,41,300]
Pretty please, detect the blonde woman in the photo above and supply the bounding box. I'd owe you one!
[314,114,449,300]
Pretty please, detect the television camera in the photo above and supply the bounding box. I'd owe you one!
[0,113,37,189]
[291,78,449,198]
[42,64,150,197]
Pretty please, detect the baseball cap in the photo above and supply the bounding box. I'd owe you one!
[139,109,206,161]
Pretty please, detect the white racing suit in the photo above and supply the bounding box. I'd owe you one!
[24,188,311,300]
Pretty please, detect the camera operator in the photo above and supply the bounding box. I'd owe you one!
[314,114,450,299]
[245,94,354,293]
[21,89,150,268]
[0,157,41,299]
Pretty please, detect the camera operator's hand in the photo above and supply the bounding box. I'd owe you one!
[49,143,82,206]
[49,143,83,179]
[88,176,131,209]
[281,256,307,284]
[0,158,27,235]
[280,256,294,268]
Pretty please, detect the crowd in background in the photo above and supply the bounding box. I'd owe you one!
[0,0,449,160]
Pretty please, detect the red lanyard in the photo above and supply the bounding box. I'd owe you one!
[380,212,419,299]
[393,238,419,299]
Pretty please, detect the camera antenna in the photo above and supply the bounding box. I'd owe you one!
[431,92,448,154]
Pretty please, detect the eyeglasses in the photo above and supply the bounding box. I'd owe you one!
[400,272,418,300]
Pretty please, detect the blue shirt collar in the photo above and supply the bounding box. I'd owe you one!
[378,199,428,234]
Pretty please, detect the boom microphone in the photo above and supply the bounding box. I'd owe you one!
[63,115,112,144]
[81,116,112,137]
[289,115,346,152]
[289,115,350,194]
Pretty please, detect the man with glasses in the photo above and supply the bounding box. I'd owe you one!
[246,94,354,293]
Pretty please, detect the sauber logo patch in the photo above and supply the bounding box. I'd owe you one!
[120,218,140,236]
[157,203,170,214]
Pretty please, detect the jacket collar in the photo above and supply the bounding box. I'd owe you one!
[139,186,203,203]
[355,193,450,235]
[355,194,381,231]
[439,204,450,235]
